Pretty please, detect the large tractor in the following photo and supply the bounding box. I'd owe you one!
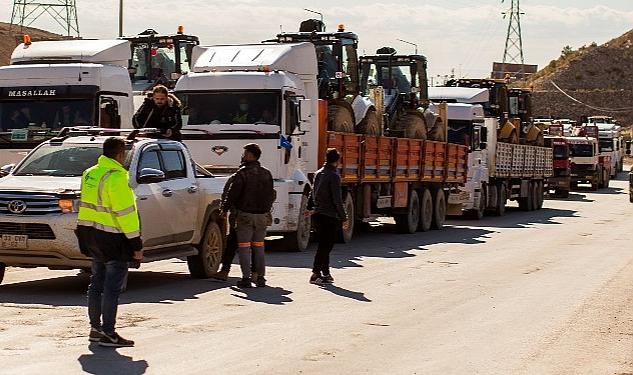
[274,20,379,135]
[359,47,445,140]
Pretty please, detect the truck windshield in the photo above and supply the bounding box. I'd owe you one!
[131,44,176,81]
[553,145,569,159]
[178,92,281,126]
[569,144,593,157]
[599,139,613,152]
[13,144,102,177]
[0,99,93,131]
[361,63,412,96]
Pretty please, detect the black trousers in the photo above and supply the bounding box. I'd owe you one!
[312,214,340,275]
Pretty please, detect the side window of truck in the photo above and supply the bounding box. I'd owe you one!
[160,148,187,180]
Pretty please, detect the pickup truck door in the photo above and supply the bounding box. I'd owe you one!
[157,143,198,244]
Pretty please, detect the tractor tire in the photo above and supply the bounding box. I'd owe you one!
[328,105,355,133]
[395,190,420,234]
[341,193,355,243]
[418,188,433,232]
[397,113,427,139]
[187,220,224,278]
[356,109,381,136]
[427,117,446,142]
[431,189,447,230]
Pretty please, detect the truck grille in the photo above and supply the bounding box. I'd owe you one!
[0,192,61,215]
[0,222,56,239]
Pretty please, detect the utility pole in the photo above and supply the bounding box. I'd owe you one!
[118,0,123,37]
[10,0,80,37]
[501,0,525,77]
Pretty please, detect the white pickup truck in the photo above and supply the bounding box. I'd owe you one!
[0,128,227,284]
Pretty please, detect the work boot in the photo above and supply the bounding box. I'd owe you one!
[212,269,230,281]
[236,278,252,288]
[255,276,266,288]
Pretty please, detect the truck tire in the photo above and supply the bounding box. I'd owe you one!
[341,193,355,243]
[630,192,633,203]
[560,189,570,199]
[536,182,544,210]
[282,194,312,251]
[395,190,420,234]
[328,105,355,133]
[418,188,433,232]
[486,184,498,215]
[0,263,5,285]
[467,184,486,219]
[518,183,532,211]
[494,183,507,216]
[356,109,381,136]
[431,189,446,230]
[401,113,427,139]
[531,182,540,211]
[188,220,224,279]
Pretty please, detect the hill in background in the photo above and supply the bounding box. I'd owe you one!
[0,22,65,66]
[527,29,633,126]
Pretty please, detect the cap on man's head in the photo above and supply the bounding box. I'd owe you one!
[326,148,341,164]
[243,143,262,160]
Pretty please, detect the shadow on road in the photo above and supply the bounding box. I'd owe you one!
[318,284,371,302]
[78,343,148,375]
[547,192,594,203]
[229,285,293,305]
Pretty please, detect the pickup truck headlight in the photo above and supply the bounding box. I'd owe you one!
[59,199,79,214]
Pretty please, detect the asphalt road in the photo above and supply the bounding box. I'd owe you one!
[1,176,633,375]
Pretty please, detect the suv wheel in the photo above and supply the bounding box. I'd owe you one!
[188,221,224,278]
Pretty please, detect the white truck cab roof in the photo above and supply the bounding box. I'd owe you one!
[428,87,490,104]
[11,40,130,66]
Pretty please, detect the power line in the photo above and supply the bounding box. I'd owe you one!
[550,80,633,113]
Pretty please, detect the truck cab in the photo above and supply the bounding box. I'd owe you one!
[567,135,608,191]
[583,117,623,176]
[0,39,134,165]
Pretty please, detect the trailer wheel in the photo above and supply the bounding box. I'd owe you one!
[536,182,544,210]
[282,194,312,251]
[395,190,420,234]
[188,220,224,278]
[486,184,498,215]
[341,193,355,243]
[418,188,433,232]
[494,183,507,216]
[531,182,540,211]
[467,184,486,219]
[431,189,446,230]
[328,105,355,133]
[518,183,531,211]
[0,263,5,285]
[356,109,381,136]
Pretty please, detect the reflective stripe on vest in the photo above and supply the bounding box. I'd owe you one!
[79,202,136,217]
[77,219,141,238]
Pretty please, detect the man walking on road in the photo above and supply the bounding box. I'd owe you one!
[221,143,275,288]
[306,148,349,285]
[76,137,143,348]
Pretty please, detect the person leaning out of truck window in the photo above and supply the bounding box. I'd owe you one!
[306,148,349,285]
[133,85,183,141]
[221,143,276,288]
[75,137,143,348]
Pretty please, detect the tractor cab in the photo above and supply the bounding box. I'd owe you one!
[274,20,360,102]
[120,27,199,92]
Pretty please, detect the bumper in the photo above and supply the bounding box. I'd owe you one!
[0,213,89,268]
[548,177,570,190]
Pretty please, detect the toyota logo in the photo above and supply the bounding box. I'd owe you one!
[7,200,27,214]
[211,145,229,156]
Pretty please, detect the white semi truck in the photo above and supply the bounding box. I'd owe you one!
[584,116,623,177]
[0,39,134,165]
[429,86,553,218]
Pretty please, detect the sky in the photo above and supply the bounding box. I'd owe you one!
[2,0,633,79]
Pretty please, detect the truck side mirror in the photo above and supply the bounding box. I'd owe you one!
[298,99,312,132]
[138,168,165,184]
[0,163,15,177]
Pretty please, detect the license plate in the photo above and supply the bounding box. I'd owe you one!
[1,235,28,249]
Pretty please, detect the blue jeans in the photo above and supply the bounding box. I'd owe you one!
[87,260,128,335]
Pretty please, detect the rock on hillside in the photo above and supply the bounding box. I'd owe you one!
[526,29,633,126]
[0,22,65,66]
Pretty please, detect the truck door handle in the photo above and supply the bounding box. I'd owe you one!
[188,186,198,194]
[162,189,173,197]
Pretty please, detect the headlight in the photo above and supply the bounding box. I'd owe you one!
[59,199,79,214]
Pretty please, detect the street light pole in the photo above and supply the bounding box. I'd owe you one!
[118,0,123,37]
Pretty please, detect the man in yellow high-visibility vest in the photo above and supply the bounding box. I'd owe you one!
[76,137,143,348]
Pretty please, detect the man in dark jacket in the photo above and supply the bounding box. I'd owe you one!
[133,85,182,141]
[221,143,276,288]
[306,148,349,285]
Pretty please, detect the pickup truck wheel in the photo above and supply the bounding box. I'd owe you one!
[188,221,223,279]
[418,188,433,232]
[431,189,446,230]
[0,263,5,285]
[283,194,312,251]
[395,190,419,234]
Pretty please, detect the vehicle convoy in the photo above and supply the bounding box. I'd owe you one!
[567,130,611,191]
[176,40,469,250]
[0,127,227,284]
[544,125,571,198]
[272,20,380,135]
[428,83,553,218]
[583,115,623,177]
[358,47,444,140]
[0,39,134,165]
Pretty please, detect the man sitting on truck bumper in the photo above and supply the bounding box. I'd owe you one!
[76,137,143,348]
